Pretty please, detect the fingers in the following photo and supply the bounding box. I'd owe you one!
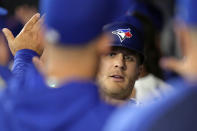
[175,24,191,56]
[160,57,183,75]
[34,15,45,31]
[23,13,40,31]
[40,48,47,64]
[38,15,45,26]
[2,28,14,45]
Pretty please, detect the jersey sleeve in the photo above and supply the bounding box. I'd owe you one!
[12,49,39,79]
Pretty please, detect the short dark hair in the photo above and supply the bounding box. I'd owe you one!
[130,50,144,66]
[133,12,163,79]
[2,0,39,15]
[112,46,144,66]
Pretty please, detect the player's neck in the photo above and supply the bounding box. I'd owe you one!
[99,91,130,106]
[102,94,128,106]
[45,48,99,86]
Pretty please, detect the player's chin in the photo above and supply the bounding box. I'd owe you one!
[107,88,131,99]
[107,84,128,94]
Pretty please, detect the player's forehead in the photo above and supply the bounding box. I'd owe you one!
[111,46,138,56]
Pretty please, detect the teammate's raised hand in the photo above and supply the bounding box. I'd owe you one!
[160,25,197,81]
[2,13,45,56]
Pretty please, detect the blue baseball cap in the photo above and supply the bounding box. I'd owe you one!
[0,7,7,16]
[116,15,144,36]
[127,1,163,32]
[104,22,144,56]
[40,0,131,46]
[176,0,197,26]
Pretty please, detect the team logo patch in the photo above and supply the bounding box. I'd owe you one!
[112,28,132,42]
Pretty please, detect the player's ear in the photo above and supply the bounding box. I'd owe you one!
[137,64,144,80]
[95,33,112,55]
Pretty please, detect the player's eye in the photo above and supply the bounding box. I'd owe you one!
[107,52,116,57]
[124,55,135,62]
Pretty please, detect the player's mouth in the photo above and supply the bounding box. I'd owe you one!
[109,75,124,82]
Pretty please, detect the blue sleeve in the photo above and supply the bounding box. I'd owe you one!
[12,49,39,78]
[0,66,12,83]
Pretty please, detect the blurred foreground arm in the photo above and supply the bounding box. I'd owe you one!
[2,13,44,56]
[2,13,44,78]
[160,26,197,82]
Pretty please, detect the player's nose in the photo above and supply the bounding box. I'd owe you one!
[113,53,126,70]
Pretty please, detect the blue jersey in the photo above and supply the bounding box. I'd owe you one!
[104,78,197,131]
[0,49,38,86]
[0,49,115,131]
[0,65,12,84]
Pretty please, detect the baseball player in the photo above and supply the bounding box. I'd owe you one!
[104,0,197,130]
[97,22,144,106]
[1,0,130,130]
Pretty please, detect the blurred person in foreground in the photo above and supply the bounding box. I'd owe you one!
[97,22,144,106]
[103,0,197,130]
[1,0,131,130]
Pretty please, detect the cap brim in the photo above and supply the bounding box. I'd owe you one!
[110,42,143,56]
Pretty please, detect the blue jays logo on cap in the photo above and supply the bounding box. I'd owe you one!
[112,28,132,42]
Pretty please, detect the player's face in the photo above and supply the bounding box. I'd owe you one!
[97,47,141,99]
